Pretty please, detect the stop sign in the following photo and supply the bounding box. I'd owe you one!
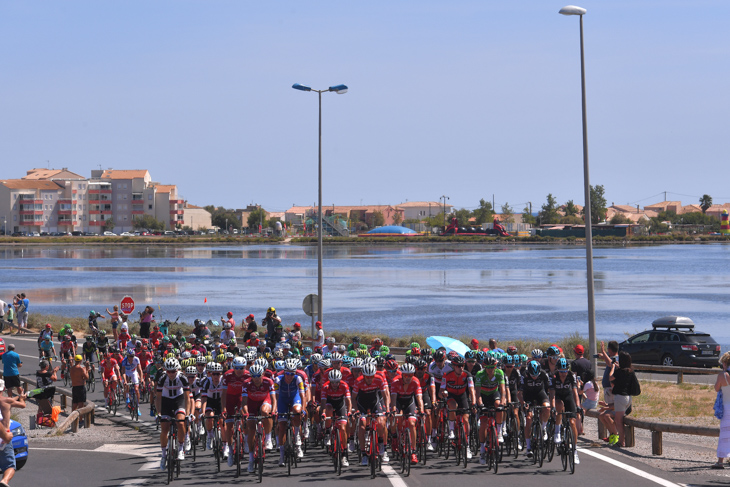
[120,296,135,315]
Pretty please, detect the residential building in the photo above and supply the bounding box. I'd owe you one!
[397,201,453,221]
[605,204,657,224]
[182,204,212,230]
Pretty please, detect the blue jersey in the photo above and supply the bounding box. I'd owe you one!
[274,374,305,398]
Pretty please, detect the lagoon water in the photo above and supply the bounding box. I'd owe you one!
[1,243,729,351]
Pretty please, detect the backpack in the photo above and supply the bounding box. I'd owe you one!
[627,370,641,396]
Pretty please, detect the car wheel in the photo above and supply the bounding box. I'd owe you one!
[16,457,26,470]
[661,354,674,367]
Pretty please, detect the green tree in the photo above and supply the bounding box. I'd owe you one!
[133,214,165,231]
[609,213,633,224]
[203,205,216,214]
[212,209,241,232]
[425,212,447,230]
[582,185,607,223]
[522,205,536,225]
[538,194,561,225]
[247,208,268,230]
[393,211,403,226]
[102,217,115,232]
[453,208,472,226]
[700,194,713,214]
[564,200,579,217]
[560,215,584,224]
[268,216,281,230]
[500,203,514,224]
[371,211,385,227]
[473,199,494,225]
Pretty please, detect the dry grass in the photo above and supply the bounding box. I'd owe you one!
[631,380,717,419]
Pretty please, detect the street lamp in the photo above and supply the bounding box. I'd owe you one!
[560,5,596,372]
[440,195,449,230]
[292,82,348,325]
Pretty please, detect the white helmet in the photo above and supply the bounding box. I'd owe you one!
[285,358,298,372]
[362,363,377,377]
[310,353,322,364]
[400,363,415,374]
[232,357,246,369]
[164,358,180,371]
[351,358,364,370]
[186,366,197,376]
[206,362,223,373]
[254,358,268,369]
[249,364,264,377]
[328,369,342,382]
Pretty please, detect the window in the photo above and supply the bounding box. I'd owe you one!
[83,215,86,221]
[123,194,127,200]
[629,332,651,344]
[123,216,128,221]
[149,204,152,210]
[117,183,121,189]
[123,183,127,189]
[13,215,16,222]
[148,194,153,200]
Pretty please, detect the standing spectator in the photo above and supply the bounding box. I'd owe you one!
[106,305,121,341]
[4,301,12,327]
[289,323,302,343]
[34,360,58,403]
[242,314,257,342]
[69,355,89,412]
[223,312,236,330]
[313,321,324,349]
[17,293,29,330]
[488,338,505,354]
[571,344,592,378]
[322,337,337,355]
[139,306,154,339]
[469,338,479,351]
[598,340,620,443]
[0,379,27,487]
[608,351,634,447]
[713,351,730,469]
[262,307,281,341]
[1,345,22,397]
[0,299,6,333]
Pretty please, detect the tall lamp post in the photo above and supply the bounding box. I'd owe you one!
[560,5,596,372]
[440,195,449,230]
[292,82,348,325]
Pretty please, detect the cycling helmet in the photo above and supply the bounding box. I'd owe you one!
[273,350,284,360]
[224,322,231,330]
[100,330,107,336]
[323,352,332,360]
[528,361,541,377]
[411,347,420,356]
[520,354,528,364]
[245,351,257,362]
[380,345,390,354]
[181,351,191,360]
[86,336,93,342]
[357,349,369,358]
[342,356,352,367]
[465,350,477,360]
[484,355,497,367]
[330,352,343,362]
[275,360,286,371]
[362,363,377,377]
[45,323,52,329]
[350,358,364,370]
[433,350,446,362]
[254,358,268,369]
[384,359,399,371]
[546,346,560,357]
[285,358,298,371]
[319,358,331,369]
[302,347,312,355]
[507,346,518,354]
[348,350,358,358]
[186,366,197,376]
[326,336,335,344]
[400,363,415,375]
[225,352,234,359]
[249,364,264,377]
[375,356,385,367]
[328,369,342,382]
[89,310,96,317]
[531,349,543,359]
[364,357,377,366]
[557,358,569,370]
[127,349,135,356]
[206,362,223,373]
[164,358,180,371]
[232,357,247,369]
[372,338,383,348]
[310,353,322,364]
[451,355,465,366]
[196,355,207,364]
[370,350,380,358]
[63,335,71,341]
[504,354,514,365]
[404,354,415,364]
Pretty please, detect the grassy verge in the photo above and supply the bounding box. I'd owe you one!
[631,380,717,419]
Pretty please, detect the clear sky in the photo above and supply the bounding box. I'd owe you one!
[1,1,728,214]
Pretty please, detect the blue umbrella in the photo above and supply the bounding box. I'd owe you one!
[426,336,470,358]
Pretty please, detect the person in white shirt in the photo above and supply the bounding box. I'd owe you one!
[219,323,236,345]
[313,321,324,349]
[322,336,337,355]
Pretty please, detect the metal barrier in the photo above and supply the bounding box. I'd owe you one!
[584,408,718,455]
[631,363,718,384]
[0,319,32,335]
[17,375,95,434]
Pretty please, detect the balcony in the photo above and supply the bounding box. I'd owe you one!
[89,210,101,215]
[169,199,185,205]
[170,210,184,215]
[170,220,184,226]
[101,211,113,215]
[58,199,72,204]
[58,210,72,216]
[88,189,100,194]
[132,210,145,215]
[19,210,44,216]
[89,221,104,226]
[58,220,73,226]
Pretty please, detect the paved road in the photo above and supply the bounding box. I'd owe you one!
[0,333,709,487]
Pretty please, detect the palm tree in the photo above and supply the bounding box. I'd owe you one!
[699,194,713,214]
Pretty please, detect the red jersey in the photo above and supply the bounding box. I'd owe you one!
[242,377,275,402]
[352,375,388,398]
[60,341,75,353]
[385,370,402,387]
[149,331,164,342]
[222,369,249,397]
[136,351,153,370]
[440,370,474,396]
[102,358,119,379]
[390,377,422,400]
[320,380,350,402]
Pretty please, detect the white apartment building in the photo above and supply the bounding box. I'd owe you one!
[0,167,186,234]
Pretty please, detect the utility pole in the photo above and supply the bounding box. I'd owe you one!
[440,195,449,229]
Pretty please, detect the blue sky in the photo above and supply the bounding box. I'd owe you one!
[1,1,728,214]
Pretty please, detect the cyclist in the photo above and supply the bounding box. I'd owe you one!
[503,354,524,449]
[242,364,276,473]
[147,356,163,416]
[221,357,249,463]
[39,336,57,362]
[200,362,225,448]
[475,356,506,464]
[549,357,581,465]
[157,358,191,469]
[321,368,352,467]
[118,325,131,351]
[58,323,74,342]
[59,335,76,379]
[352,362,390,466]
[121,349,143,417]
[464,350,482,375]
[439,355,475,460]
[184,365,202,452]
[220,322,236,346]
[37,323,53,349]
[275,358,306,466]
[88,310,105,337]
[522,360,552,458]
[413,359,435,451]
[96,331,110,369]
[390,363,423,465]
[82,336,97,366]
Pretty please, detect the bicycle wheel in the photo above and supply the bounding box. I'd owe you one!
[63,366,69,387]
[511,416,520,459]
[561,427,568,471]
[369,429,377,479]
[214,428,221,473]
[257,432,264,483]
[90,370,96,393]
[167,434,176,484]
[130,391,138,422]
[334,428,342,476]
[566,425,575,474]
[418,419,427,466]
[235,427,243,477]
[486,427,497,474]
[403,428,411,477]
[546,417,555,463]
[460,423,468,468]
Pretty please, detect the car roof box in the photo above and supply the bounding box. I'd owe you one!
[651,316,695,330]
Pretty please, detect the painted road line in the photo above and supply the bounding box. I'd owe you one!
[579,448,681,487]
[139,460,160,471]
[120,479,147,486]
[381,463,408,487]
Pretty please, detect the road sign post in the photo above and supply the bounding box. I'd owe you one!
[302,294,318,347]
[120,296,135,316]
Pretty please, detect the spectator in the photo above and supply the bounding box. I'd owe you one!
[262,307,281,340]
[106,305,121,341]
[322,337,337,355]
[223,311,236,330]
[488,338,505,354]
[0,379,27,487]
[242,314,257,342]
[139,306,154,339]
[571,344,592,377]
[713,351,730,469]
[4,301,12,327]
[1,345,22,397]
[313,321,324,349]
[580,371,599,411]
[469,338,479,350]
[0,299,6,333]
[608,351,634,447]
[17,293,29,330]
[289,322,302,343]
[597,340,619,444]
[69,355,89,412]
[34,360,58,403]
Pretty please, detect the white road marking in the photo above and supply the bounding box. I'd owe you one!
[579,448,682,487]
[121,480,147,486]
[381,463,408,487]
[139,460,160,471]
[94,443,158,456]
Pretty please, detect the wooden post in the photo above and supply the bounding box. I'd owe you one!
[60,395,67,411]
[597,417,607,439]
[651,431,662,455]
[624,424,635,447]
[71,417,79,433]
[676,371,683,384]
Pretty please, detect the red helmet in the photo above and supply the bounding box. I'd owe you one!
[227,312,233,318]
[219,344,228,351]
[385,359,399,371]
[293,322,301,329]
[45,323,52,329]
[153,325,159,331]
[190,350,199,356]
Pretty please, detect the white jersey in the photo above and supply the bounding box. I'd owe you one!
[122,356,141,384]
[428,360,453,384]
[220,329,236,345]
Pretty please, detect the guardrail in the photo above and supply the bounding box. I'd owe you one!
[631,363,718,384]
[17,375,95,434]
[0,318,32,335]
[584,408,718,455]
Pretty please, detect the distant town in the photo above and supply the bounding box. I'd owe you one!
[1,168,727,237]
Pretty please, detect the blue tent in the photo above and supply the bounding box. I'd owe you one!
[366,226,417,235]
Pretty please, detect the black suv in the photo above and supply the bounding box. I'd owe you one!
[619,316,721,368]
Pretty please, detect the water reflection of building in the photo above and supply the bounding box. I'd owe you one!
[29,283,179,304]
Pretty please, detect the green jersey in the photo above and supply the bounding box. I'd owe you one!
[474,368,505,396]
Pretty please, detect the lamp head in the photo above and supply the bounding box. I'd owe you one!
[328,84,348,94]
[292,83,312,92]
[559,5,586,15]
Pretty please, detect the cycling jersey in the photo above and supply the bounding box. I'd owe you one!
[550,372,577,398]
[428,361,452,385]
[390,377,422,401]
[157,372,190,399]
[102,358,119,380]
[522,370,552,404]
[321,380,351,402]
[121,356,141,384]
[202,376,225,400]
[474,369,505,397]
[242,377,275,410]
[440,370,474,396]
[506,368,524,399]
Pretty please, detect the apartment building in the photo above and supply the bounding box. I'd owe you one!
[0,167,186,234]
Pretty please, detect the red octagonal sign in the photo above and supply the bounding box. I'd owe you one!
[120,296,135,315]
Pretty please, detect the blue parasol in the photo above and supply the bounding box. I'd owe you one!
[426,336,470,357]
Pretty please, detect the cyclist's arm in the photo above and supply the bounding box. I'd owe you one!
[416,393,424,413]
[501,382,508,403]
[270,391,276,416]
[241,395,248,416]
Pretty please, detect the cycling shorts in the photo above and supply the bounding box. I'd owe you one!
[555,393,577,414]
[479,394,500,414]
[357,396,385,417]
[84,352,95,362]
[205,398,222,414]
[61,351,72,360]
[161,395,186,419]
[247,398,271,417]
[103,373,118,382]
[277,393,302,415]
[523,390,549,406]
[421,388,432,409]
[395,398,417,419]
[224,397,242,423]
[325,397,348,422]
[447,392,469,411]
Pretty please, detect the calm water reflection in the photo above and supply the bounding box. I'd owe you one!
[1,243,729,351]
